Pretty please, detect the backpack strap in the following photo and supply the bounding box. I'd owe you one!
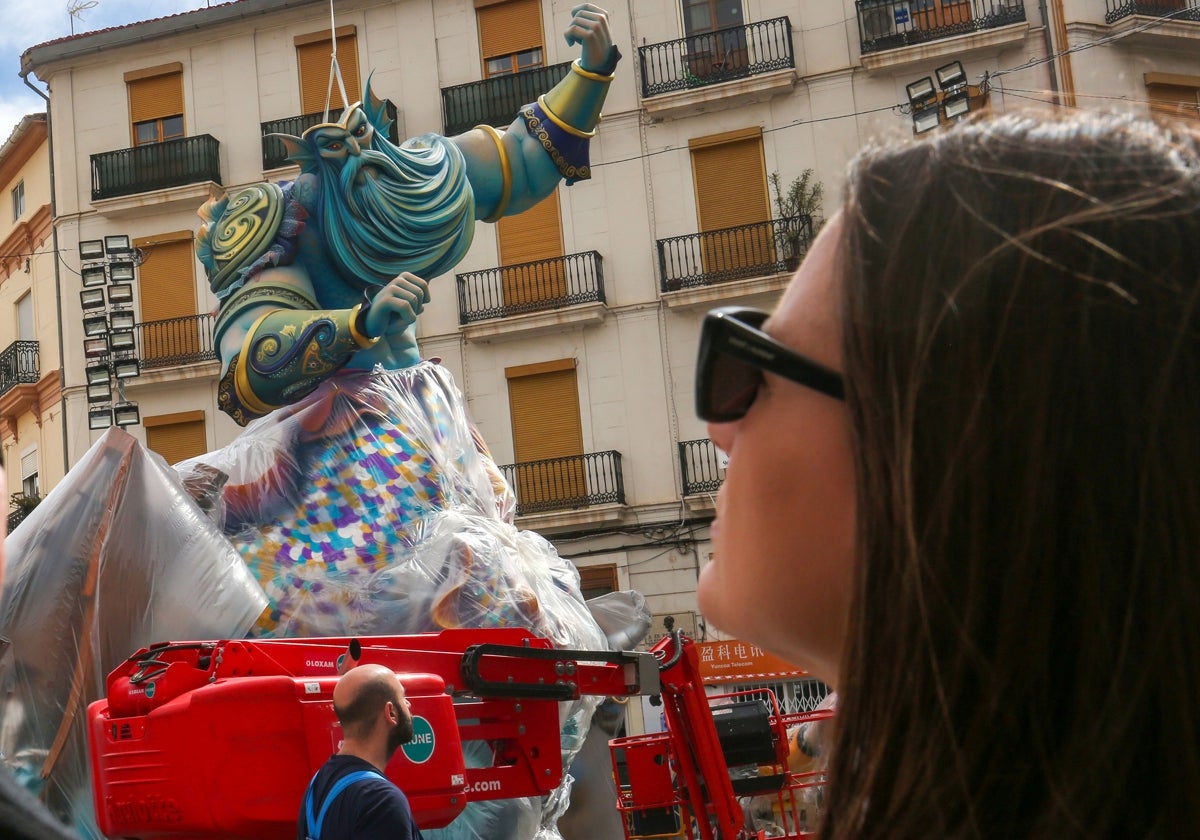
[303,768,386,840]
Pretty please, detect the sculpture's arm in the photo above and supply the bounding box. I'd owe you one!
[456,3,620,221]
[214,267,428,426]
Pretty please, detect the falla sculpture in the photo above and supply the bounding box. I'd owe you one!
[0,6,652,840]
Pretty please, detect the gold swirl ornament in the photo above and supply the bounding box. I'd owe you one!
[206,182,286,292]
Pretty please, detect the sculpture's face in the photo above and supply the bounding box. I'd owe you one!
[304,107,376,166]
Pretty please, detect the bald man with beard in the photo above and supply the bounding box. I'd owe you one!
[299,664,422,840]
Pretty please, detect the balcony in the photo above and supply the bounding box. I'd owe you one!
[441,62,572,137]
[0,341,39,398]
[137,313,218,370]
[856,0,1026,56]
[658,216,812,297]
[261,106,401,171]
[458,249,609,338]
[499,450,625,517]
[91,135,221,202]
[640,17,794,98]
[679,439,725,496]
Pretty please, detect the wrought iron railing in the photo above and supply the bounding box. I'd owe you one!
[136,313,218,369]
[499,450,625,516]
[856,0,1026,54]
[442,62,573,137]
[1105,0,1200,23]
[456,250,604,324]
[261,105,401,170]
[679,439,725,496]
[638,17,794,98]
[91,134,222,201]
[658,216,812,292]
[0,341,39,397]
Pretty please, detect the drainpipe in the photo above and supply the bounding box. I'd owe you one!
[1037,0,1061,105]
[20,71,71,478]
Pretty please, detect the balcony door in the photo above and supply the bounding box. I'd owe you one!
[507,359,585,509]
[689,127,773,279]
[497,189,566,311]
[682,0,747,77]
[126,64,184,147]
[911,0,973,32]
[16,293,35,377]
[134,233,198,364]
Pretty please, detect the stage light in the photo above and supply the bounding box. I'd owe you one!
[87,381,113,403]
[935,61,966,91]
[109,310,136,332]
[943,90,971,120]
[109,330,136,352]
[113,358,141,379]
[84,336,109,358]
[83,314,109,337]
[79,239,105,260]
[80,288,106,311]
[104,235,132,254]
[109,261,135,283]
[88,407,114,430]
[113,403,141,427]
[906,75,940,134]
[108,283,133,305]
[81,265,107,287]
[85,363,110,385]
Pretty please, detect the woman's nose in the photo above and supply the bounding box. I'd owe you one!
[707,420,735,456]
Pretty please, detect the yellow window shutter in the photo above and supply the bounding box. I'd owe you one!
[298,33,362,113]
[145,415,207,466]
[128,72,184,124]
[477,0,543,61]
[1147,84,1199,124]
[137,239,197,323]
[691,130,770,232]
[507,362,585,507]
[577,564,618,599]
[497,190,566,307]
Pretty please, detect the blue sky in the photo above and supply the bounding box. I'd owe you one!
[0,0,213,143]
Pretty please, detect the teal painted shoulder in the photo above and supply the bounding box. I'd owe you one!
[197,182,287,299]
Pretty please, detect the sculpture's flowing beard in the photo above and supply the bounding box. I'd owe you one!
[318,137,475,289]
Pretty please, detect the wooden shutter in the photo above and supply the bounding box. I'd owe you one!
[1147,85,1200,124]
[128,69,184,124]
[498,190,566,309]
[477,0,543,62]
[135,236,198,362]
[298,31,362,113]
[145,412,207,466]
[691,128,772,275]
[507,360,585,507]
[577,564,618,600]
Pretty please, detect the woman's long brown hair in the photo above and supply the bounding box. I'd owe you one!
[824,112,1200,838]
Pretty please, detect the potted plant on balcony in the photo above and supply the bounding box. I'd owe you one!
[769,169,824,271]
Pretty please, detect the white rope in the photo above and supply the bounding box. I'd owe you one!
[323,0,350,122]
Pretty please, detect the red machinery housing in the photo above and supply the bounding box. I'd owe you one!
[88,628,658,838]
[87,628,829,840]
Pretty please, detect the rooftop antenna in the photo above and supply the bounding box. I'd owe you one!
[67,0,99,35]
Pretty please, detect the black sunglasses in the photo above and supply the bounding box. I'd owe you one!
[695,306,845,422]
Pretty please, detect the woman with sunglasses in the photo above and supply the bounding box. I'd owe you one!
[694,110,1200,838]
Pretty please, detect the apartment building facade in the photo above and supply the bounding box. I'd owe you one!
[18,0,1198,724]
[0,113,64,531]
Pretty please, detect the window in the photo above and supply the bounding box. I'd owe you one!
[134,115,185,145]
[145,411,207,466]
[133,232,198,362]
[126,64,185,147]
[1145,72,1200,125]
[11,180,24,220]
[19,449,38,498]
[577,564,618,600]
[497,189,565,309]
[477,0,544,78]
[682,0,744,35]
[681,0,747,76]
[485,47,544,78]
[689,127,772,275]
[16,292,33,341]
[506,359,585,508]
[296,27,361,114]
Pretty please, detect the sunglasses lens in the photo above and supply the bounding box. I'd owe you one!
[703,349,761,421]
